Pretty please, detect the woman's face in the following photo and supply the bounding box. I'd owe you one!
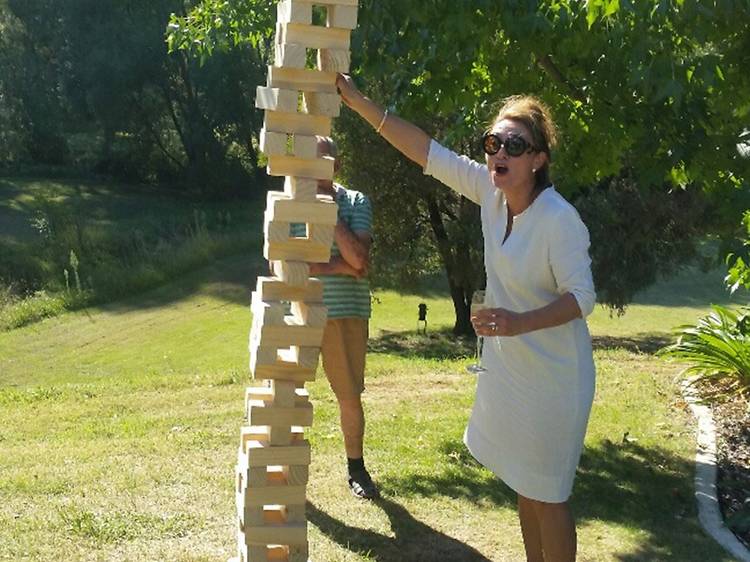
[485,119,546,193]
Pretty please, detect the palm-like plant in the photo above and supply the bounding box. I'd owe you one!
[659,305,750,396]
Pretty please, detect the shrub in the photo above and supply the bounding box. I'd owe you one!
[659,305,750,397]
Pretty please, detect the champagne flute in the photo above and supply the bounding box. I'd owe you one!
[466,290,487,374]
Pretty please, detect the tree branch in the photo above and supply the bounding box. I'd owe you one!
[534,52,587,103]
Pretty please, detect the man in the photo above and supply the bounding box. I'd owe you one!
[295,136,378,499]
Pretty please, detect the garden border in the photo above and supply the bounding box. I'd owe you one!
[682,379,750,561]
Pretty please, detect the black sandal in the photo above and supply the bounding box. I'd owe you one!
[348,468,380,500]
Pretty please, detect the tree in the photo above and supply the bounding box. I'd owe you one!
[169,0,750,332]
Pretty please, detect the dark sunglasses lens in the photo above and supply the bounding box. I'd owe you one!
[505,136,527,157]
[483,134,500,155]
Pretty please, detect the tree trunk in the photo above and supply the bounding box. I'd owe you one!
[424,193,475,335]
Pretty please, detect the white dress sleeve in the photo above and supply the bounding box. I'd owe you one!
[548,207,596,317]
[423,139,493,205]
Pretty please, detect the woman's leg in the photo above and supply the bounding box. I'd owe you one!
[518,494,544,562]
[529,497,577,562]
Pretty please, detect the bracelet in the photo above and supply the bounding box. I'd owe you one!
[375,109,389,134]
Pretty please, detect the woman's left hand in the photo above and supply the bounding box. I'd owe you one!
[472,307,526,337]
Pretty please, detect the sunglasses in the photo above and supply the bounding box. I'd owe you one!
[482,132,537,157]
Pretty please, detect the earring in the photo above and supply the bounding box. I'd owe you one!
[532,168,537,173]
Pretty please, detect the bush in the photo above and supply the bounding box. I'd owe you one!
[659,305,750,397]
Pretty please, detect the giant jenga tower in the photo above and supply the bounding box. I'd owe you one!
[232,2,358,561]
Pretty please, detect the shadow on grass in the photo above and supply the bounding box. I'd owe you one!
[368,328,474,361]
[308,497,493,562]
[378,438,728,561]
[592,332,673,355]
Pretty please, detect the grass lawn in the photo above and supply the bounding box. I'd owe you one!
[1,254,748,561]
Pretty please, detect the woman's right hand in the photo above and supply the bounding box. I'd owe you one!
[336,73,362,109]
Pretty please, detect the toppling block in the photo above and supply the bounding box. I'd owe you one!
[256,87,299,113]
[260,129,318,160]
[268,66,337,94]
[278,22,350,51]
[265,110,331,137]
[317,48,350,73]
[267,155,334,181]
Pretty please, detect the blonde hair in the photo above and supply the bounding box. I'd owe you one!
[492,95,558,190]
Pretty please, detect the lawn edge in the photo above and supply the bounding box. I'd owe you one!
[682,378,750,562]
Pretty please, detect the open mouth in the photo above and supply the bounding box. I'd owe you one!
[494,164,509,176]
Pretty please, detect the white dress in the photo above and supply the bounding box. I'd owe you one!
[425,140,596,503]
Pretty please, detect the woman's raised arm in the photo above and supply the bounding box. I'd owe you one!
[336,74,431,169]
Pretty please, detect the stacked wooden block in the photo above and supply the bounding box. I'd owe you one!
[233,2,358,561]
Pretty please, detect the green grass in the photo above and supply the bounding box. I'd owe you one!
[0,176,263,330]
[0,254,748,561]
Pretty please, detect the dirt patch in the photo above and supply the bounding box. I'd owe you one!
[712,392,750,548]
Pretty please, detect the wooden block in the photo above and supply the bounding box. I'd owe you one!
[241,482,307,507]
[292,347,321,369]
[283,504,306,524]
[291,135,318,159]
[265,238,332,263]
[283,464,310,487]
[255,276,323,302]
[252,360,317,384]
[264,216,290,244]
[256,86,299,113]
[274,42,306,68]
[269,426,293,446]
[284,177,318,202]
[280,22,350,50]
[243,522,307,546]
[250,295,287,325]
[303,91,341,117]
[245,440,311,467]
[265,110,331,136]
[277,0,312,24]
[238,500,265,527]
[318,48,351,73]
[267,193,338,224]
[327,4,358,29]
[237,534,289,562]
[267,154,334,181]
[305,0,357,5]
[256,322,325,348]
[290,301,327,328]
[272,380,298,408]
[270,261,310,287]
[260,129,289,157]
[308,223,335,247]
[268,65,337,93]
[241,425,305,446]
[247,400,313,427]
[246,385,309,408]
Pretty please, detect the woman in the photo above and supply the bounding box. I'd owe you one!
[336,74,596,562]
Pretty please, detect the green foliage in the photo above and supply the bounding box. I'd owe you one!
[659,305,750,396]
[726,210,750,293]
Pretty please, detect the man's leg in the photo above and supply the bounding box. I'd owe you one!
[338,395,365,458]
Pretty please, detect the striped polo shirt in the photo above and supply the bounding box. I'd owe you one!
[291,183,372,319]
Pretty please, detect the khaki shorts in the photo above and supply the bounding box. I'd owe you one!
[320,317,369,399]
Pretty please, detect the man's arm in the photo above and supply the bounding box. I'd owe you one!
[334,221,371,272]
